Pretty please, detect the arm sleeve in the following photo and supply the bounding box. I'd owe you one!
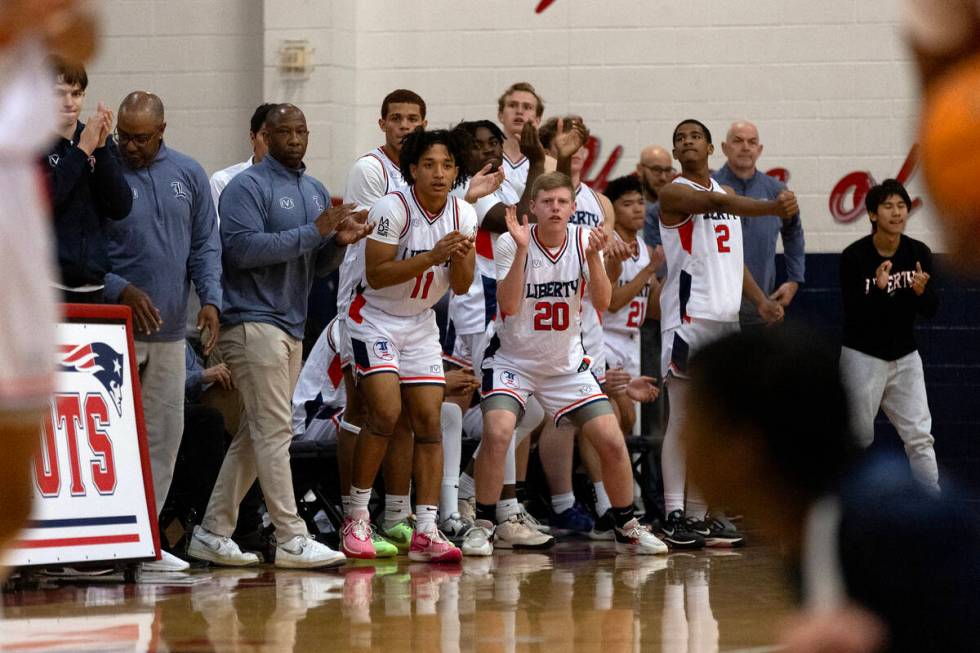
[916,244,940,318]
[344,157,387,211]
[366,195,407,246]
[90,140,133,220]
[187,166,223,309]
[776,180,806,284]
[840,247,885,327]
[46,145,91,211]
[580,227,592,283]
[494,234,517,281]
[185,342,204,396]
[219,175,322,270]
[103,272,130,303]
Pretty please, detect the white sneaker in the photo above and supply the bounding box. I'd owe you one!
[276,534,346,569]
[519,504,551,534]
[494,514,554,550]
[187,526,260,567]
[461,519,494,556]
[615,518,668,555]
[141,550,190,572]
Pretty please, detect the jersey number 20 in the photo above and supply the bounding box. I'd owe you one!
[534,301,569,331]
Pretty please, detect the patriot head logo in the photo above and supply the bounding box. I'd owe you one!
[312,194,324,212]
[60,343,125,416]
[501,370,520,389]
[373,340,395,361]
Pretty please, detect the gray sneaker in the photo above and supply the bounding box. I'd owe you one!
[461,519,494,556]
[187,526,260,567]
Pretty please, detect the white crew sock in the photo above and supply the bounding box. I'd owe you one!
[552,491,575,514]
[384,494,412,529]
[593,481,612,517]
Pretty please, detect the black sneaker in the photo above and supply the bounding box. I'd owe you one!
[588,510,616,541]
[704,514,745,548]
[661,510,705,549]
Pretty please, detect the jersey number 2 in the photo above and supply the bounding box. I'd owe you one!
[715,224,731,253]
[626,300,644,328]
[411,271,434,299]
[534,301,569,331]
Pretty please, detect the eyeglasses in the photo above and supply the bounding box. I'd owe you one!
[114,127,160,147]
[640,164,674,175]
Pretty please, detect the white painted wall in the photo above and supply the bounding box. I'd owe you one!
[82,0,934,252]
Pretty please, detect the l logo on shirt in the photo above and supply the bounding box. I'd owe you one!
[280,197,295,210]
[171,181,189,200]
[48,154,60,167]
[312,195,324,212]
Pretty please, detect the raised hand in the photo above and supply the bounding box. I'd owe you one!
[552,117,589,159]
[77,111,104,156]
[775,190,799,219]
[465,162,505,202]
[875,260,893,290]
[315,202,367,238]
[604,236,632,263]
[504,205,531,248]
[912,261,930,295]
[450,234,475,262]
[96,102,114,148]
[430,230,470,263]
[334,212,374,246]
[519,120,546,166]
[585,226,608,259]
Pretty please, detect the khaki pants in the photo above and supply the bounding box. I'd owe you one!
[135,340,186,516]
[201,322,307,542]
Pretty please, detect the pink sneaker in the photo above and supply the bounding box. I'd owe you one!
[342,516,376,559]
[408,528,462,563]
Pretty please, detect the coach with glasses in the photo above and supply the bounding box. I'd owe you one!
[103,91,222,572]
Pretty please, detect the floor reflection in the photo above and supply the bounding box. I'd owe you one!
[0,543,792,652]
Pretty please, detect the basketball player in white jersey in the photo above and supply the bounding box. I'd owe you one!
[345,129,477,563]
[537,116,635,537]
[497,82,546,197]
[0,0,96,571]
[658,119,795,548]
[469,172,668,557]
[601,175,664,435]
[442,119,555,549]
[338,89,426,557]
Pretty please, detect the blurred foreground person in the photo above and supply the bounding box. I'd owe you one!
[682,328,980,653]
[0,0,97,574]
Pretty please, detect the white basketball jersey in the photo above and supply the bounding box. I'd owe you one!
[353,188,477,318]
[339,148,408,315]
[569,183,606,359]
[500,152,529,199]
[491,225,592,375]
[603,232,651,339]
[659,177,744,331]
[291,318,347,435]
[571,183,604,230]
[448,180,520,336]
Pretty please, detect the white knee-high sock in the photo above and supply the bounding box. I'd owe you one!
[661,380,689,514]
[440,402,463,521]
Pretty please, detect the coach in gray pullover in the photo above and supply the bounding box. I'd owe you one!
[192,104,370,569]
[103,92,221,572]
[713,121,805,327]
